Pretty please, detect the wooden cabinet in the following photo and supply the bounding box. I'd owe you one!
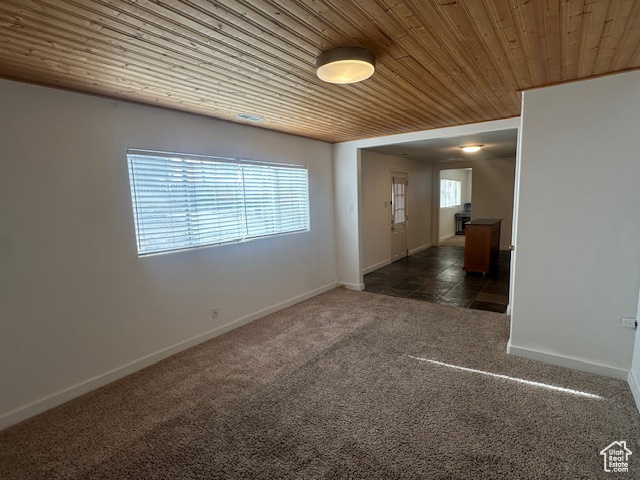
[464,219,501,274]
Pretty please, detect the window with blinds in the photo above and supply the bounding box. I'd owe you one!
[127,150,310,256]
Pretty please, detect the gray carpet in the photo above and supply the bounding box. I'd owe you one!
[1,289,639,479]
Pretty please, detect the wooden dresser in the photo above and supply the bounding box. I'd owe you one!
[463,219,501,275]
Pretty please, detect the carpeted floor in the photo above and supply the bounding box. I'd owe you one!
[1,289,639,479]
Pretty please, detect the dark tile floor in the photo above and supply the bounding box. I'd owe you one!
[363,241,511,313]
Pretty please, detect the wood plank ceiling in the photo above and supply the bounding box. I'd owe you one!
[1,1,639,142]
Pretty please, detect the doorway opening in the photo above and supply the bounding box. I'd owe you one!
[359,126,518,313]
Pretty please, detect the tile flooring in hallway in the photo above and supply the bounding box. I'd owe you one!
[363,242,510,313]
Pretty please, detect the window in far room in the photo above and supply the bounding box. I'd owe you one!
[440,179,461,208]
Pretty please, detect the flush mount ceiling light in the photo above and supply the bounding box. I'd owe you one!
[316,47,375,84]
[460,145,483,153]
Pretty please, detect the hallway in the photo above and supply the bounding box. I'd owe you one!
[363,243,510,313]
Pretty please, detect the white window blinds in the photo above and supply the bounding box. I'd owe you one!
[127,151,310,256]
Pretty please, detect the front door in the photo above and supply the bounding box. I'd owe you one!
[391,173,408,262]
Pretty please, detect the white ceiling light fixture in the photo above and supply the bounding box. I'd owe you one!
[460,145,483,153]
[316,47,376,84]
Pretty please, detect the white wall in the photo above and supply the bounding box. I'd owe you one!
[509,71,640,379]
[471,158,515,249]
[438,169,471,241]
[360,151,432,273]
[333,144,363,290]
[434,158,515,249]
[0,80,337,428]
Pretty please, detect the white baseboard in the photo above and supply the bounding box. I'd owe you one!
[409,243,432,256]
[363,259,391,275]
[507,342,628,380]
[439,233,455,243]
[363,244,433,275]
[342,282,365,291]
[628,370,640,415]
[506,304,511,315]
[0,282,338,431]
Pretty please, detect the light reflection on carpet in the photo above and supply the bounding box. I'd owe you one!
[408,356,603,399]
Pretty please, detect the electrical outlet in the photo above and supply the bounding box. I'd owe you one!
[621,317,636,329]
[212,308,219,320]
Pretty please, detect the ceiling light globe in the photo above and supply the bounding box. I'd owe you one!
[460,145,483,153]
[316,47,375,84]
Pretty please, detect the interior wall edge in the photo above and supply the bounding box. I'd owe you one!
[363,259,392,275]
[507,342,629,381]
[627,370,640,415]
[408,243,432,256]
[439,233,456,243]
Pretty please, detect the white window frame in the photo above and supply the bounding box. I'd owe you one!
[392,175,407,227]
[440,179,462,208]
[127,149,310,256]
